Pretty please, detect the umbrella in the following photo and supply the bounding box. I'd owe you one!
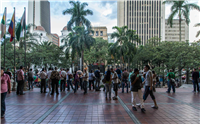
[34,77,41,82]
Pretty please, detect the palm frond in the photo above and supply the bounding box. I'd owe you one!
[194,23,200,27]
[196,30,200,37]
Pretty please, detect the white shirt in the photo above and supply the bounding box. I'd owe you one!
[40,71,47,79]
[112,72,118,84]
[89,73,95,80]
[60,71,67,80]
[47,70,52,79]
[145,70,152,86]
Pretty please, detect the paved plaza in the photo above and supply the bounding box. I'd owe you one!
[1,87,200,124]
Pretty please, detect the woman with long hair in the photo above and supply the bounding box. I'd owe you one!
[105,69,112,100]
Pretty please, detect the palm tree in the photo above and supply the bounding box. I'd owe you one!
[163,1,200,42]
[110,26,140,68]
[62,1,93,31]
[194,23,200,37]
[62,26,95,71]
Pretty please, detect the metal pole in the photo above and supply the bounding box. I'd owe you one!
[13,7,16,91]
[24,7,26,69]
[4,7,7,68]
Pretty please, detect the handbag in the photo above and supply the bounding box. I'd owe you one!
[102,75,106,84]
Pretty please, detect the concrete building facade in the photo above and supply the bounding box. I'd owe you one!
[165,19,189,42]
[117,0,165,45]
[91,26,108,40]
[28,0,51,34]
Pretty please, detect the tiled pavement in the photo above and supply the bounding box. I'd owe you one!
[1,87,200,124]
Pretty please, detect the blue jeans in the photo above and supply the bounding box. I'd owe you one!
[74,81,79,93]
[1,92,7,116]
[167,81,175,93]
[67,80,73,90]
[122,79,128,93]
[60,80,66,91]
[105,83,111,98]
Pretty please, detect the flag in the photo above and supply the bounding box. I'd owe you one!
[1,8,6,39]
[8,9,15,42]
[16,11,26,41]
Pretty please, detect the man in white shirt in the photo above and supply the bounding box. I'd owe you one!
[111,68,118,100]
[60,68,67,92]
[47,68,52,92]
[39,68,47,93]
[66,68,73,91]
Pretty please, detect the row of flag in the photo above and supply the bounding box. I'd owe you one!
[1,7,26,42]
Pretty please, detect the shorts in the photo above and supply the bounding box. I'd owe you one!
[113,83,118,91]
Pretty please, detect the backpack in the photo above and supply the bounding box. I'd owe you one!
[95,70,100,78]
[123,71,129,79]
[116,69,121,74]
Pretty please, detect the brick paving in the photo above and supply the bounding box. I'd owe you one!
[1,87,200,124]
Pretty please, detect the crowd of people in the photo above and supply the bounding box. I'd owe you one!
[1,65,200,118]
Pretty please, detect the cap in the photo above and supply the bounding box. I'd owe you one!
[134,68,139,73]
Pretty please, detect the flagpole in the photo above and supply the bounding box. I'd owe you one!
[13,7,16,91]
[4,7,7,68]
[24,7,26,70]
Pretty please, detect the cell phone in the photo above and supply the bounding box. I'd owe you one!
[137,74,139,77]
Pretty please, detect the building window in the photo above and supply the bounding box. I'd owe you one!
[100,31,103,36]
[96,31,99,36]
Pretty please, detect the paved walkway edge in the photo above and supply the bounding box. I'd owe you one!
[34,92,71,124]
[117,96,141,124]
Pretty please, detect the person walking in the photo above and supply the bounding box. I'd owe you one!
[111,68,118,100]
[142,65,158,109]
[73,71,80,93]
[16,66,25,95]
[47,68,52,92]
[105,69,112,100]
[130,68,145,113]
[50,67,60,95]
[66,68,73,91]
[128,69,133,90]
[94,67,101,91]
[82,68,88,94]
[40,68,47,93]
[60,68,67,92]
[152,71,157,92]
[122,68,129,93]
[192,68,199,93]
[89,70,95,90]
[1,67,11,118]
[4,68,12,79]
[28,68,34,90]
[166,69,176,93]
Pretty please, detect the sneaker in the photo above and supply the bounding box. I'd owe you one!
[151,105,158,109]
[132,107,137,111]
[141,108,146,113]
[136,103,141,108]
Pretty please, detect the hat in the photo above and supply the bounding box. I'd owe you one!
[1,67,5,70]
[134,68,139,73]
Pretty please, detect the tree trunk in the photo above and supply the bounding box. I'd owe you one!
[179,68,182,86]
[186,69,189,84]
[128,57,130,71]
[81,50,84,71]
[179,9,182,42]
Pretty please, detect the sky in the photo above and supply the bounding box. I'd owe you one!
[0,0,200,42]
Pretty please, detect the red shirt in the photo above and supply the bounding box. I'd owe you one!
[1,73,11,93]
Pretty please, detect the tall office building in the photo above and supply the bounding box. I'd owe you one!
[28,0,51,34]
[117,0,165,45]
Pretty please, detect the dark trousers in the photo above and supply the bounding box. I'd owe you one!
[83,81,88,93]
[80,78,83,89]
[143,86,155,101]
[89,80,94,90]
[28,80,33,90]
[41,79,46,93]
[95,78,100,89]
[60,80,66,91]
[1,92,7,116]
[51,79,59,94]
[193,80,199,92]
[67,80,73,90]
[74,82,79,93]
[167,81,175,93]
[17,80,24,94]
[122,79,128,93]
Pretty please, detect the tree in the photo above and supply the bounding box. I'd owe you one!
[62,26,95,71]
[163,1,200,42]
[62,1,93,31]
[194,23,200,37]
